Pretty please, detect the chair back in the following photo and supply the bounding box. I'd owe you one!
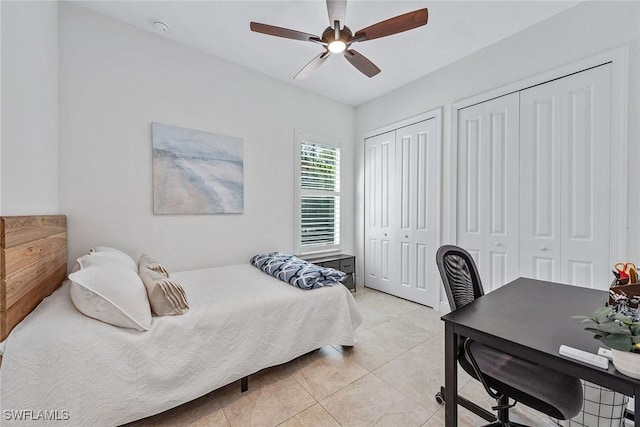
[436,245,485,311]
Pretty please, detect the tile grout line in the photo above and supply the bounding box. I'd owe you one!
[276,349,349,426]
[373,362,441,413]
[290,370,320,405]
[220,404,233,427]
[370,365,441,417]
[366,335,448,415]
[290,350,372,406]
[281,347,359,426]
[421,411,444,426]
[317,397,345,426]
[274,400,318,426]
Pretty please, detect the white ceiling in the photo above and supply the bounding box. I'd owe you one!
[73,0,580,106]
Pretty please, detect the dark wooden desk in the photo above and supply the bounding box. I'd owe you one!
[441,277,640,426]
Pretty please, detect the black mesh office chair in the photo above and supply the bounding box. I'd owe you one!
[435,245,583,426]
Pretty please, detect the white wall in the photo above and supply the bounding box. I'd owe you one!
[58,3,355,271]
[355,1,640,294]
[1,1,59,215]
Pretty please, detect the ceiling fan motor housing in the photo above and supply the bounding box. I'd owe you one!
[321,26,353,44]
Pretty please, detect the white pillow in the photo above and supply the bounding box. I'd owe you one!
[69,254,152,331]
[89,246,137,271]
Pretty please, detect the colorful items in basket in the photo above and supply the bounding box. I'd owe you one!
[610,262,640,321]
[613,262,637,285]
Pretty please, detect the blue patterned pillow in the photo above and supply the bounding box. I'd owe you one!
[250,252,346,290]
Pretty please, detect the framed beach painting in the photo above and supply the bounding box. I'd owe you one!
[152,122,244,214]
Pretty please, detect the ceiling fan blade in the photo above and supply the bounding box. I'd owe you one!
[326,0,347,29]
[250,22,319,42]
[344,49,380,78]
[294,51,331,80]
[353,8,428,42]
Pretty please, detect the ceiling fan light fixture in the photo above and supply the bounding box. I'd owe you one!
[250,1,429,79]
[328,40,346,53]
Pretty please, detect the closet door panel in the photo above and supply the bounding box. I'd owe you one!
[400,241,411,288]
[364,141,379,284]
[415,128,432,294]
[519,80,563,282]
[457,110,486,277]
[397,132,413,295]
[399,135,412,230]
[366,239,379,281]
[534,257,555,282]
[397,132,414,296]
[460,116,482,236]
[489,112,508,237]
[416,129,431,232]
[485,97,520,291]
[395,119,439,306]
[365,142,379,284]
[380,239,390,281]
[457,93,519,292]
[416,243,429,291]
[489,252,507,290]
[364,131,396,291]
[561,64,612,289]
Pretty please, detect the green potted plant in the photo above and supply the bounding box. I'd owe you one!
[574,306,640,378]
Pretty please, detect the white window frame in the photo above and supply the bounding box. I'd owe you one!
[294,130,342,255]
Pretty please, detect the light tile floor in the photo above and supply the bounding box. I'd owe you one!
[126,287,559,427]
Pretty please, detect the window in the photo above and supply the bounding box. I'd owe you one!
[295,132,341,254]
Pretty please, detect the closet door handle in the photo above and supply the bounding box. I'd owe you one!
[384,233,387,237]
[494,242,502,247]
[539,245,548,251]
[404,235,409,238]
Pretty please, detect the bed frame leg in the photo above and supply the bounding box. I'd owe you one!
[240,376,248,392]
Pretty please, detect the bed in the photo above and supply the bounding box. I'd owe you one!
[0,216,362,426]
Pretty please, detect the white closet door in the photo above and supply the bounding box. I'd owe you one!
[395,119,439,307]
[364,119,440,307]
[519,80,563,282]
[364,131,395,290]
[457,93,520,292]
[520,64,612,289]
[560,64,612,289]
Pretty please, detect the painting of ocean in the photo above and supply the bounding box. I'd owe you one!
[152,123,244,214]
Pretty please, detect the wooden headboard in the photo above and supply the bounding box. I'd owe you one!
[0,215,67,341]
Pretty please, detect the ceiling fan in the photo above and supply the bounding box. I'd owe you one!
[250,0,428,79]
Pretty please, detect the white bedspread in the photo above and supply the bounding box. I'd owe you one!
[0,264,362,426]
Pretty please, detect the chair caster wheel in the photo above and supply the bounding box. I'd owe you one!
[435,391,445,405]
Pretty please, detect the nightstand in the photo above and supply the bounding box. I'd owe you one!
[301,253,356,292]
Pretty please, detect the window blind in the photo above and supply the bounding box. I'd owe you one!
[300,142,340,250]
